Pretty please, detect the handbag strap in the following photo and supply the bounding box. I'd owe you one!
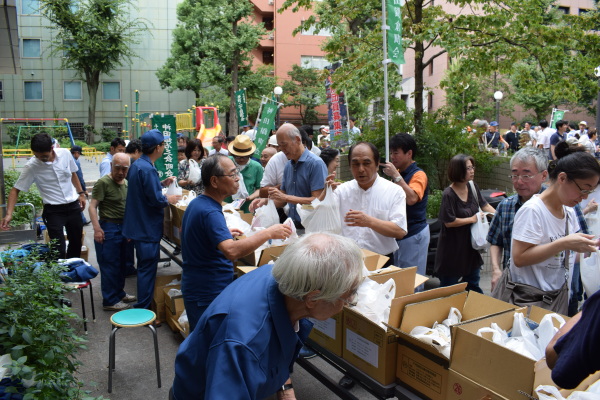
[563,211,570,282]
[468,181,483,212]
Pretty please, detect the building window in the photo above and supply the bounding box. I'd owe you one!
[70,122,85,140]
[64,81,82,100]
[557,6,569,14]
[102,82,121,100]
[300,55,330,70]
[428,93,433,111]
[103,122,123,136]
[22,0,39,14]
[63,39,77,57]
[263,16,274,31]
[24,81,42,101]
[0,81,3,101]
[428,60,434,76]
[579,8,590,15]
[22,39,41,58]
[262,51,274,65]
[401,94,409,104]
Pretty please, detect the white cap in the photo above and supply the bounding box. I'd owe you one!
[267,135,278,146]
[580,121,588,126]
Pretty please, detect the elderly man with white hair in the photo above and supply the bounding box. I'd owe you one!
[171,232,365,400]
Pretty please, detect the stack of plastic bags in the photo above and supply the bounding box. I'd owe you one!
[476,312,566,361]
[175,191,197,207]
[409,307,463,358]
[351,266,396,329]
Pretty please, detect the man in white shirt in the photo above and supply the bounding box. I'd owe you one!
[1,133,86,259]
[208,136,229,156]
[325,142,407,257]
[99,137,126,177]
[537,120,555,158]
[240,125,256,141]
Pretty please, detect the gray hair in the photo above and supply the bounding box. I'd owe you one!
[272,233,364,302]
[201,154,226,188]
[510,147,548,172]
[279,123,301,140]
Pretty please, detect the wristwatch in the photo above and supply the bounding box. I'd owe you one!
[279,383,293,392]
[393,175,403,183]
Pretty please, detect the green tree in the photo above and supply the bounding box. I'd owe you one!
[281,64,326,125]
[40,0,148,131]
[280,0,600,135]
[157,0,266,135]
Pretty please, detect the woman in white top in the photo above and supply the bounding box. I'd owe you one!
[511,142,600,313]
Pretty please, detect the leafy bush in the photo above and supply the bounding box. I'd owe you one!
[100,128,119,143]
[5,126,68,146]
[427,188,442,219]
[90,142,110,153]
[4,170,43,226]
[0,252,104,399]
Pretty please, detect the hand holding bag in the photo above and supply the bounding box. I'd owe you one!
[188,159,201,184]
[468,180,490,251]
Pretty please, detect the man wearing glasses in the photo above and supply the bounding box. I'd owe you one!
[487,147,591,315]
[122,129,181,313]
[225,135,263,213]
[180,154,291,331]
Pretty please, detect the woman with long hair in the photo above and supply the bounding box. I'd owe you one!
[178,139,205,195]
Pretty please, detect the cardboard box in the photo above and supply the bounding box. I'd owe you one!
[151,299,166,323]
[163,285,184,315]
[238,244,288,266]
[163,203,173,241]
[308,311,343,356]
[450,307,568,399]
[342,271,462,386]
[80,245,88,262]
[169,204,187,246]
[446,369,508,400]
[166,309,183,333]
[362,248,389,271]
[152,274,182,321]
[392,291,516,400]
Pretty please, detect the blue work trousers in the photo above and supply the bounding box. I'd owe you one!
[133,240,160,310]
[394,225,430,292]
[94,221,127,306]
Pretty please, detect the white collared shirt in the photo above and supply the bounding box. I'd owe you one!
[15,147,79,205]
[333,176,407,255]
[260,150,288,187]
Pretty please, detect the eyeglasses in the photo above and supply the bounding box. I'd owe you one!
[509,172,541,182]
[571,179,597,195]
[234,155,249,160]
[216,168,240,179]
[466,166,475,171]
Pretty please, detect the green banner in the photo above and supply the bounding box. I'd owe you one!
[551,109,566,129]
[235,89,248,127]
[387,0,404,65]
[151,115,178,179]
[253,102,278,159]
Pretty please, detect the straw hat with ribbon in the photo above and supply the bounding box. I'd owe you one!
[229,135,256,157]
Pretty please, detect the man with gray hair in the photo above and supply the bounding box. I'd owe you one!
[487,148,590,304]
[172,232,364,400]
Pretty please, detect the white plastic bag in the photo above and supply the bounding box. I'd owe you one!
[166,180,182,196]
[581,251,600,296]
[468,181,490,251]
[303,186,342,234]
[223,208,251,234]
[585,210,600,237]
[353,276,396,329]
[188,159,201,184]
[232,171,249,201]
[536,379,600,399]
[409,307,463,358]
[251,199,280,229]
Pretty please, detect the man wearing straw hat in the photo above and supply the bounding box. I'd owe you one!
[225,135,263,213]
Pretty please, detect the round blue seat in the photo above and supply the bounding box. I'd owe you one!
[111,308,155,327]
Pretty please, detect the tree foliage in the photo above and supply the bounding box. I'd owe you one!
[157,0,267,134]
[281,64,326,124]
[280,0,600,134]
[40,0,148,131]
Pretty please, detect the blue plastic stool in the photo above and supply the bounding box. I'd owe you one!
[108,308,161,393]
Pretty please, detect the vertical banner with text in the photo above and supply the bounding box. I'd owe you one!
[235,89,248,127]
[152,115,177,179]
[551,109,566,129]
[253,101,278,159]
[387,0,405,65]
[325,63,349,148]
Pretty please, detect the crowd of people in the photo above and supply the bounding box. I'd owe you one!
[3,114,600,397]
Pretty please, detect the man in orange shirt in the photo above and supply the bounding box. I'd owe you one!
[382,133,429,291]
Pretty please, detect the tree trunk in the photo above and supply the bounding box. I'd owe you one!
[228,21,240,137]
[413,0,425,137]
[85,70,100,131]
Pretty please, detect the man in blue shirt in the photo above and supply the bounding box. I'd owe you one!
[122,130,180,311]
[550,119,567,161]
[172,232,365,400]
[181,154,291,331]
[263,123,328,229]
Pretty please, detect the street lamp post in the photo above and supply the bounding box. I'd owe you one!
[274,86,283,128]
[493,91,503,124]
[595,66,600,131]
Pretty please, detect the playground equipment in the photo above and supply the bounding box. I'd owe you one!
[196,106,221,147]
[0,118,76,168]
